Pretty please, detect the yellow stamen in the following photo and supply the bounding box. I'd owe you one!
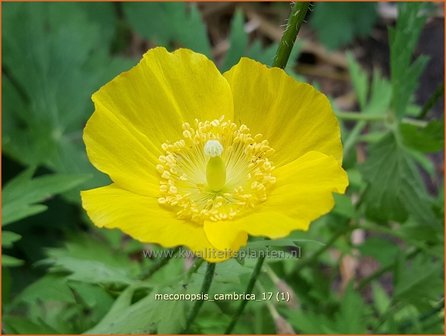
[157,116,276,223]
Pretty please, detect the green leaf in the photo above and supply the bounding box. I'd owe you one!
[78,2,118,46]
[394,255,443,309]
[221,9,249,71]
[346,53,392,115]
[209,258,253,285]
[87,284,189,334]
[67,282,115,322]
[2,169,88,226]
[43,235,140,285]
[123,2,211,56]
[346,52,368,109]
[372,282,391,315]
[400,120,444,153]
[15,274,76,304]
[359,236,400,266]
[3,317,59,334]
[399,218,442,248]
[333,284,368,333]
[310,3,377,50]
[85,286,137,333]
[2,3,132,200]
[361,133,438,225]
[332,194,354,218]
[390,3,429,118]
[2,255,25,267]
[365,69,392,115]
[2,231,22,248]
[286,284,367,333]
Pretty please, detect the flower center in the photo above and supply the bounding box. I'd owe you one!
[157,116,276,223]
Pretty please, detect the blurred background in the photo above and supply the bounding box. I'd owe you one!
[2,2,444,334]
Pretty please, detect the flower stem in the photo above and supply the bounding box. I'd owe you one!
[273,1,310,69]
[186,257,205,280]
[183,262,216,333]
[224,255,266,334]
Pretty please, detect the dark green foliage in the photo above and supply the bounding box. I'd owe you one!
[389,3,430,119]
[123,2,211,56]
[2,2,133,201]
[401,120,445,153]
[310,3,378,50]
[360,133,438,225]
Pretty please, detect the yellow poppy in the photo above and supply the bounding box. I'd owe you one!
[81,47,348,262]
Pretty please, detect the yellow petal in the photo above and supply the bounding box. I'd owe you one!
[266,151,348,220]
[81,184,230,262]
[203,221,248,252]
[220,151,348,238]
[85,47,233,196]
[233,212,308,238]
[224,58,342,167]
[84,110,159,196]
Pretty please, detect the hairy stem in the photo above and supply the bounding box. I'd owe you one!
[273,1,310,69]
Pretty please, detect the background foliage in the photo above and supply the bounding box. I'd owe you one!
[2,2,444,334]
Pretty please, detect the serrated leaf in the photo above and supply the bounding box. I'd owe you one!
[311,3,377,50]
[15,274,75,304]
[361,133,438,225]
[87,285,188,334]
[400,120,444,153]
[123,2,211,56]
[67,281,115,325]
[394,255,443,309]
[2,169,88,226]
[43,235,140,285]
[2,3,132,201]
[390,3,429,118]
[346,53,392,115]
[365,69,392,115]
[346,52,369,109]
[333,284,367,333]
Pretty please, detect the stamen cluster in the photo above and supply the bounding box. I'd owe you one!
[157,116,276,223]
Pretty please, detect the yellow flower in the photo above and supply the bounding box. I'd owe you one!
[81,47,348,262]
